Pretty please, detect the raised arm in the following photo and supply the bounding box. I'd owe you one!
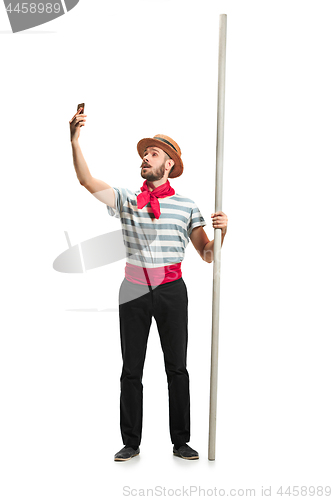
[69,107,116,208]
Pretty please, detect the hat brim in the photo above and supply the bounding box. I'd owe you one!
[137,138,183,178]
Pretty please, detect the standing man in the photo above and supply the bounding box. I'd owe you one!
[69,107,228,461]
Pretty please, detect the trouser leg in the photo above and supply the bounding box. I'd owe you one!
[153,278,190,448]
[118,279,152,448]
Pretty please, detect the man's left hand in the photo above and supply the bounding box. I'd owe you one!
[211,211,228,236]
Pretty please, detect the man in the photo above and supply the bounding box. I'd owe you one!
[69,107,228,461]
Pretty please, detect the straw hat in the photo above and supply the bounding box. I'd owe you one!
[137,134,183,178]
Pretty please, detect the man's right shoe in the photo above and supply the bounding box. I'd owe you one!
[114,445,140,461]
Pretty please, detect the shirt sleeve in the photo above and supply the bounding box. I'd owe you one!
[187,202,206,237]
[106,187,124,219]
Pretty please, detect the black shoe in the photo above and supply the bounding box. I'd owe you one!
[173,444,199,460]
[114,445,140,461]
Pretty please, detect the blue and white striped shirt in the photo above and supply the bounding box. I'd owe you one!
[107,187,206,268]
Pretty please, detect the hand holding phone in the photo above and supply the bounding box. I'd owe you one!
[69,103,87,142]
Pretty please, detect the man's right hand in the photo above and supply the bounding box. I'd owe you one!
[69,107,87,142]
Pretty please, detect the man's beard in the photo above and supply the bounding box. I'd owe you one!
[140,163,166,182]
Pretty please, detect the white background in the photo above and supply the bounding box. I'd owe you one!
[1,0,332,498]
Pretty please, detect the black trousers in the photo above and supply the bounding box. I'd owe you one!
[118,276,190,449]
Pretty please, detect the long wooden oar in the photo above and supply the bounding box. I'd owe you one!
[208,13,227,461]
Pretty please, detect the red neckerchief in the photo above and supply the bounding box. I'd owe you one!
[137,180,175,219]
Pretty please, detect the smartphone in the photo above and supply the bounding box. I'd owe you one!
[77,103,85,114]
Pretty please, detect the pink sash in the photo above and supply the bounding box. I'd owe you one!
[125,262,182,286]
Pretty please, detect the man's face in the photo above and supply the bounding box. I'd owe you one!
[141,146,169,182]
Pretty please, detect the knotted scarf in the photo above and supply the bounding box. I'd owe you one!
[136,180,175,219]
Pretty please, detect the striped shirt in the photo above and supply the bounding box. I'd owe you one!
[106,187,206,268]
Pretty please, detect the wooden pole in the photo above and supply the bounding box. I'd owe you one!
[208,13,227,461]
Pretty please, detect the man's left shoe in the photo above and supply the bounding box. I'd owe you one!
[173,444,199,460]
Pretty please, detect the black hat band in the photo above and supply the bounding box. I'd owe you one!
[155,137,178,153]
